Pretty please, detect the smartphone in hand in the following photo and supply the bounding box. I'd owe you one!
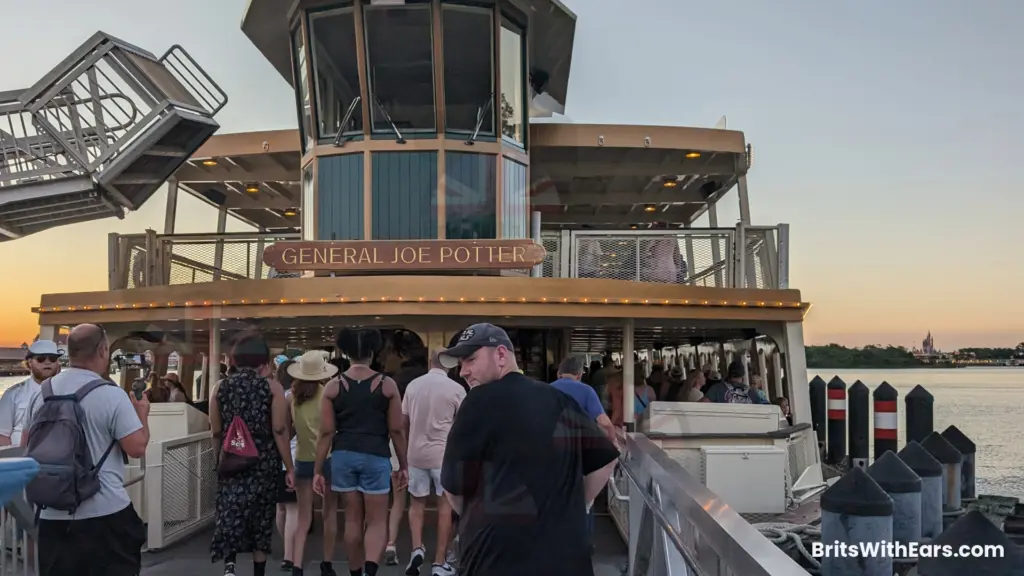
[131,378,147,401]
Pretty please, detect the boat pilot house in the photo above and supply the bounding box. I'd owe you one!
[15,0,820,572]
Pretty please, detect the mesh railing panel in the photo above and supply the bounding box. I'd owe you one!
[786,429,812,489]
[160,436,217,541]
[164,237,298,285]
[743,229,775,290]
[541,233,561,278]
[125,237,148,289]
[573,232,732,286]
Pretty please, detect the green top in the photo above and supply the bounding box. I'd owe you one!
[291,385,323,462]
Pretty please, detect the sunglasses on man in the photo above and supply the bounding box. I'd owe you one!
[29,354,60,363]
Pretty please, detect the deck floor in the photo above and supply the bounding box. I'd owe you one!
[142,508,627,576]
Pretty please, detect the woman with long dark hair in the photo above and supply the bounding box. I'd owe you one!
[313,329,407,576]
[209,333,295,576]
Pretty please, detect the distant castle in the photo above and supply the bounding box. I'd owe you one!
[921,331,935,355]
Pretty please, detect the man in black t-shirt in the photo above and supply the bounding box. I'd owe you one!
[439,324,620,576]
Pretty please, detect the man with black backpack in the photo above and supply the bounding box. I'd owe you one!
[22,324,151,576]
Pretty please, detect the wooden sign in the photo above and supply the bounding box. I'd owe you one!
[263,239,546,272]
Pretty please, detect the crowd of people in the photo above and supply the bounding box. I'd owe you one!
[578,352,790,428]
[0,321,790,576]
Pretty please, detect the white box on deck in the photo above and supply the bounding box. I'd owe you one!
[641,401,781,435]
[701,446,787,514]
[149,402,210,438]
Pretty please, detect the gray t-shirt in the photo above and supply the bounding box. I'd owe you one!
[26,367,143,520]
[0,376,41,446]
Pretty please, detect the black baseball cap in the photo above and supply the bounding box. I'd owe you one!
[439,323,515,369]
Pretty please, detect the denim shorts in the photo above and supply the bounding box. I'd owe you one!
[296,460,330,481]
[330,450,392,494]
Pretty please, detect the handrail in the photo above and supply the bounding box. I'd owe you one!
[158,231,301,242]
[159,45,229,116]
[621,433,808,575]
[645,422,811,441]
[618,453,709,576]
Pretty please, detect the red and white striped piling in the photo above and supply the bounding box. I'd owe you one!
[827,387,847,419]
[826,377,847,465]
[873,382,899,459]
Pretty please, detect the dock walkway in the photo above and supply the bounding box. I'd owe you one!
[141,508,627,576]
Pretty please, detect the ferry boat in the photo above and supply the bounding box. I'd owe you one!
[0,1,820,574]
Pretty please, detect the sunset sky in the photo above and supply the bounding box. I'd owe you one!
[0,0,1021,350]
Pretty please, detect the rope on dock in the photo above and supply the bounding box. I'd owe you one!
[753,522,822,572]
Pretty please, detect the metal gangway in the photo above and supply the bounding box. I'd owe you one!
[0,32,226,241]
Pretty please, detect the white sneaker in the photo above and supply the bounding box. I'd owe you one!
[431,562,456,576]
[405,546,426,575]
[385,544,399,565]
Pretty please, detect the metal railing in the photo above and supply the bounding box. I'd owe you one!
[2,32,225,189]
[551,223,790,289]
[610,433,807,576]
[108,226,789,290]
[0,447,35,576]
[144,431,216,550]
[110,231,302,289]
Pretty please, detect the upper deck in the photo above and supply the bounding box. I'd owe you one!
[111,120,781,290]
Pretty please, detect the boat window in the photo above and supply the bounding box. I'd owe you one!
[302,164,314,240]
[363,3,436,133]
[309,7,363,138]
[499,18,525,147]
[291,26,314,152]
[442,5,494,135]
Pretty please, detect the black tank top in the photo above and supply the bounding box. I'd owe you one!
[331,372,391,458]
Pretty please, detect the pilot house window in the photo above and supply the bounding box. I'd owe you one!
[499,19,524,146]
[364,3,436,133]
[442,5,494,135]
[291,26,314,152]
[310,7,363,137]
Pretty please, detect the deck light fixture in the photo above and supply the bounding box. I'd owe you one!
[283,208,299,217]
[685,152,701,159]
[201,159,218,166]
[661,177,678,188]
[644,205,657,212]
[245,184,259,193]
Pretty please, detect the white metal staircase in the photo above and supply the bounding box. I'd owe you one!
[0,32,227,240]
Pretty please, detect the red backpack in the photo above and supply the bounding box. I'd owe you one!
[218,415,259,477]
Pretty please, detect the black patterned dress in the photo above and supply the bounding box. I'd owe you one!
[210,368,282,561]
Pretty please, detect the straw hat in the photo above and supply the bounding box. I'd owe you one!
[287,350,338,382]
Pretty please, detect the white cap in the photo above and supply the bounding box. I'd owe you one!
[27,340,62,357]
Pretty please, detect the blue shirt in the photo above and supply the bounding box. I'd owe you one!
[550,378,605,420]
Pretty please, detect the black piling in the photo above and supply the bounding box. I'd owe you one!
[898,441,944,539]
[848,380,870,470]
[941,425,977,501]
[868,451,923,546]
[820,467,894,576]
[905,385,934,446]
[921,431,964,530]
[826,376,847,466]
[872,382,898,460]
[917,510,1024,576]
[810,375,827,455]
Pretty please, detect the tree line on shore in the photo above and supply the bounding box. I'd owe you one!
[806,343,1024,368]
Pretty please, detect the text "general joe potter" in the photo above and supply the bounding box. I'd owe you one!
[263,239,547,272]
